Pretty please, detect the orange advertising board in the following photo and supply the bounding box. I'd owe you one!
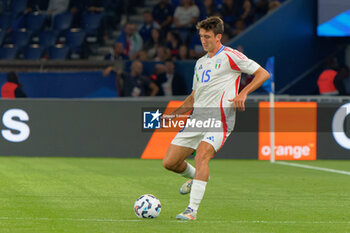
[141,101,184,159]
[259,102,317,160]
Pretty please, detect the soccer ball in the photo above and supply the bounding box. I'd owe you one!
[134,194,161,218]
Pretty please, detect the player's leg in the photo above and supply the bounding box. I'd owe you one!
[176,141,215,220]
[163,142,196,194]
[162,144,195,177]
[189,141,214,210]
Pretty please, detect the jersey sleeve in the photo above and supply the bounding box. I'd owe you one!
[192,63,199,90]
[225,49,260,75]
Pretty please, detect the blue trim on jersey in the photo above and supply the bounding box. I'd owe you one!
[215,45,225,56]
[207,45,225,58]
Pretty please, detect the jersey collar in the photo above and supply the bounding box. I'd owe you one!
[207,45,225,58]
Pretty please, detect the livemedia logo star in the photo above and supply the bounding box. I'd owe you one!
[143,109,162,129]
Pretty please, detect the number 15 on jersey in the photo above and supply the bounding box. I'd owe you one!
[201,69,211,83]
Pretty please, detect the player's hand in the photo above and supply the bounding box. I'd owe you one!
[228,92,247,112]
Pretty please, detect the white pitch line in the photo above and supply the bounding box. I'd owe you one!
[0,217,142,222]
[0,217,349,224]
[275,161,350,176]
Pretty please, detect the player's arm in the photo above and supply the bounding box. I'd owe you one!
[162,90,195,120]
[229,67,270,111]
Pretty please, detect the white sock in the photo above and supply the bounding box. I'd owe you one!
[188,179,207,213]
[179,162,195,179]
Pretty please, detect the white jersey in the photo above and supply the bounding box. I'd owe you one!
[172,46,260,151]
[191,45,260,132]
[171,46,260,152]
[192,45,260,108]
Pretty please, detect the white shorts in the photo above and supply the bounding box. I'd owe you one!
[171,130,231,152]
[171,105,235,152]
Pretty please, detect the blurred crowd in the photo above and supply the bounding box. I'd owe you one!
[102,0,286,97]
[0,0,285,60]
[0,0,286,98]
[317,57,350,96]
[106,0,285,62]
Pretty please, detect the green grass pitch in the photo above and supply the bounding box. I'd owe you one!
[0,157,349,233]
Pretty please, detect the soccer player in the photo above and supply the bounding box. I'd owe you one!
[162,16,270,220]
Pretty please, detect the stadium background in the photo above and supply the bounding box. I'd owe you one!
[0,0,350,232]
[0,0,349,160]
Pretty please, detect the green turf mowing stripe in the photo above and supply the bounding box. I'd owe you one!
[0,158,349,233]
[0,216,350,224]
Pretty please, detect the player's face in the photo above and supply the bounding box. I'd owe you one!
[199,29,221,53]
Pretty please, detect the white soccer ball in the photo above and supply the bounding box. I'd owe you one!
[134,194,161,218]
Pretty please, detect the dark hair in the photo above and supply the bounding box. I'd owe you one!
[196,16,224,35]
[7,72,19,84]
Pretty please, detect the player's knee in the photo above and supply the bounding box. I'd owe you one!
[162,159,170,170]
[162,158,177,171]
[194,153,211,167]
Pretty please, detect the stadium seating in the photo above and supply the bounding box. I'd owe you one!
[10,0,27,17]
[38,30,58,48]
[0,30,6,45]
[81,12,103,44]
[65,29,86,59]
[25,12,45,34]
[0,44,18,59]
[0,13,12,30]
[81,13,103,35]
[53,12,73,33]
[65,29,86,50]
[12,29,32,48]
[48,44,69,59]
[1,0,265,61]
[23,44,44,60]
